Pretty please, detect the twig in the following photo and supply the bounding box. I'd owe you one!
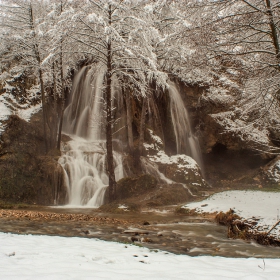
[258,259,265,271]
[266,220,280,236]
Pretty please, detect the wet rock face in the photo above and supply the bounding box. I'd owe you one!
[199,114,248,153]
[0,114,67,205]
[176,81,279,157]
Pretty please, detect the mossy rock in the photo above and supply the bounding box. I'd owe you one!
[145,184,191,206]
[0,114,67,205]
[116,174,157,200]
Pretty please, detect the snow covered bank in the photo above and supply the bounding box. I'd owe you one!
[183,190,280,240]
[0,232,280,280]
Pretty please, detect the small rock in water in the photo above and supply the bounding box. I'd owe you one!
[201,204,208,207]
[130,236,139,242]
[143,221,150,225]
[124,229,149,235]
[157,232,163,237]
[81,230,90,235]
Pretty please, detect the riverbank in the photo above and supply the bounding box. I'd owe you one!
[183,190,280,246]
[1,203,280,258]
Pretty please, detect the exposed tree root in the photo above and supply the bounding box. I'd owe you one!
[215,210,280,247]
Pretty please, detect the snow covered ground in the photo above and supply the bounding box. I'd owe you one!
[0,232,280,280]
[183,190,280,239]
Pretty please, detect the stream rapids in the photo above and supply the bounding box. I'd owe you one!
[0,207,279,258]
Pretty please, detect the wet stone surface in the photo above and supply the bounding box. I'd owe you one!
[0,207,280,258]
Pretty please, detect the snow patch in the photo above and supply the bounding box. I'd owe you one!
[184,190,280,240]
[0,232,280,279]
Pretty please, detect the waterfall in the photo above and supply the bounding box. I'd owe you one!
[168,81,204,172]
[59,65,124,207]
[58,66,203,207]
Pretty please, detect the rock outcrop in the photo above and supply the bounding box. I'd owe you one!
[0,113,67,205]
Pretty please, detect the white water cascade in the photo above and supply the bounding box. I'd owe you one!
[168,81,204,172]
[58,66,124,207]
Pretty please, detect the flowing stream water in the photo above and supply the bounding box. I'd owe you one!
[1,208,280,258]
[58,66,124,207]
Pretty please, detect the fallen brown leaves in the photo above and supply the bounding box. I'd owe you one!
[0,209,128,225]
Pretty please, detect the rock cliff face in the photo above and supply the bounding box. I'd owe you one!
[1,73,280,206]
[168,81,280,189]
[0,113,67,205]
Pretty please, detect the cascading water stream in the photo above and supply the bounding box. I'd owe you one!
[58,67,203,207]
[58,65,124,207]
[168,81,204,173]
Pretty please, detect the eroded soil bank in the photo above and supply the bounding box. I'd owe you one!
[1,207,280,258]
[216,210,280,247]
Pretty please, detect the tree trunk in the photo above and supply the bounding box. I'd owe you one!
[124,89,134,151]
[265,0,280,60]
[57,43,65,151]
[50,62,58,150]
[57,106,65,150]
[106,4,117,202]
[38,68,49,153]
[106,66,117,202]
[139,98,147,155]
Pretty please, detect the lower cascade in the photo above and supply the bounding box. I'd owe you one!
[59,138,124,207]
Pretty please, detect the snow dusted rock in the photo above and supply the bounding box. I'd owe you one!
[148,150,206,188]
[0,67,41,137]
[142,130,206,189]
[143,129,164,156]
[262,156,280,185]
[142,145,206,189]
